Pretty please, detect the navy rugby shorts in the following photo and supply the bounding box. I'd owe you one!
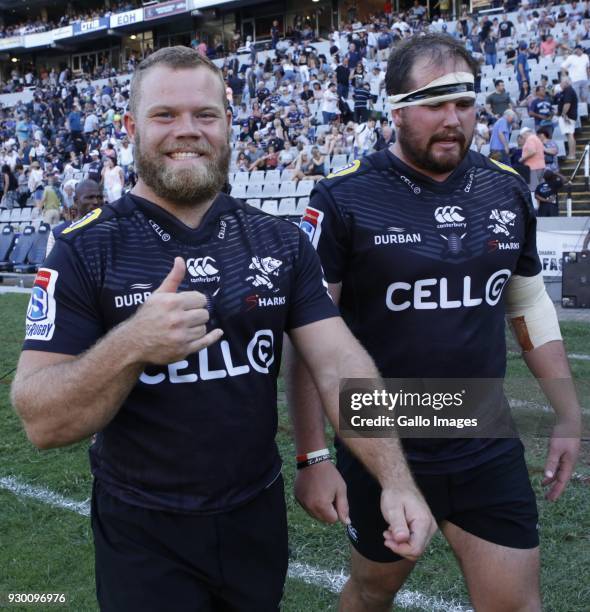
[91,475,288,611]
[338,442,539,563]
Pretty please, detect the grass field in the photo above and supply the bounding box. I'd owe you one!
[0,292,589,612]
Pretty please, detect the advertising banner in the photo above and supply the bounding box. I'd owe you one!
[110,9,144,29]
[73,17,109,36]
[24,31,53,48]
[52,26,74,40]
[144,0,188,21]
[536,230,588,277]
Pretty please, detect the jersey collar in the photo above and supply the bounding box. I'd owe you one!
[129,192,236,245]
[385,148,473,194]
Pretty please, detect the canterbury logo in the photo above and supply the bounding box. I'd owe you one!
[435,206,465,223]
[187,257,219,278]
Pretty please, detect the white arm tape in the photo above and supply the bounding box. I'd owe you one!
[504,273,562,352]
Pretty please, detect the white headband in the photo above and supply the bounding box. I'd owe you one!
[387,72,476,110]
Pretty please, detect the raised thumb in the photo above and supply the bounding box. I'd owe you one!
[155,257,185,294]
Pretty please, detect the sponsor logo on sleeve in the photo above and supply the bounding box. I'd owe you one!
[25,268,58,341]
[300,206,324,249]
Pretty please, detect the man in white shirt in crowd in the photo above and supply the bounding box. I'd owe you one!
[369,65,385,105]
[561,44,590,101]
[118,136,134,180]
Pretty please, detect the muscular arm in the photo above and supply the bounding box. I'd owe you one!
[286,283,435,559]
[11,258,222,450]
[12,331,144,449]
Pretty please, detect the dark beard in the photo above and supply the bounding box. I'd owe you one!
[397,122,472,175]
[134,131,230,207]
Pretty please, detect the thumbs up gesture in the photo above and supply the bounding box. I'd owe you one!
[125,257,223,365]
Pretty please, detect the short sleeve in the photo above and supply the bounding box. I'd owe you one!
[286,230,339,331]
[300,182,350,283]
[515,191,543,277]
[22,239,104,355]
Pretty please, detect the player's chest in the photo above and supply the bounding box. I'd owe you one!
[349,190,528,279]
[99,236,294,329]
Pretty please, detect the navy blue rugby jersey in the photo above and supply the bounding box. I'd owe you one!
[304,148,542,474]
[23,192,338,513]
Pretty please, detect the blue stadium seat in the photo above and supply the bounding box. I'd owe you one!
[0,225,36,271]
[14,223,50,273]
[0,224,16,262]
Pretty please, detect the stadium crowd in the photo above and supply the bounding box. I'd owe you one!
[0,0,589,226]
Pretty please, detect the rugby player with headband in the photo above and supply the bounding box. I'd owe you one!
[289,33,581,611]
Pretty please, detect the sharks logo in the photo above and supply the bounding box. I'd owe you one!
[246,256,283,292]
[488,209,516,237]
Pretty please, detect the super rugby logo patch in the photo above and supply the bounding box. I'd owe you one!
[300,206,324,249]
[25,268,58,341]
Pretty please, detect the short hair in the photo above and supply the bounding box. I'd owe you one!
[495,79,504,86]
[535,85,545,93]
[504,109,516,119]
[129,46,227,116]
[385,34,478,96]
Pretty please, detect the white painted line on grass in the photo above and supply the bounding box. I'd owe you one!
[1,476,473,612]
[569,353,590,361]
[0,475,90,517]
[0,286,32,294]
[288,562,473,611]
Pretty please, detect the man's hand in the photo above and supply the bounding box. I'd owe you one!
[294,460,350,525]
[125,257,223,364]
[381,485,437,562]
[542,425,581,502]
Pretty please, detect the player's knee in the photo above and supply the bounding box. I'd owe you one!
[347,572,401,607]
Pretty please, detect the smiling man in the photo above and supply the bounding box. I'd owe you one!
[289,34,581,611]
[11,47,435,610]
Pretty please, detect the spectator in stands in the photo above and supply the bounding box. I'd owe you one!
[101,156,124,203]
[321,82,340,125]
[87,150,103,183]
[489,109,516,163]
[38,173,62,225]
[515,42,531,99]
[540,34,558,57]
[474,115,490,152]
[556,76,579,159]
[118,136,134,180]
[498,14,515,49]
[519,126,546,190]
[46,179,103,257]
[374,122,396,151]
[482,29,498,69]
[518,78,534,107]
[538,127,559,172]
[354,116,377,157]
[485,79,513,118]
[561,44,590,102]
[336,57,350,99]
[1,163,18,209]
[352,80,372,123]
[529,85,554,134]
[535,169,565,216]
[28,160,44,195]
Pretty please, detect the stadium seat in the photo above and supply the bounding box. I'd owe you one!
[230,185,247,199]
[13,223,50,273]
[0,209,10,223]
[278,198,297,216]
[281,169,296,181]
[245,198,261,208]
[296,181,314,197]
[0,225,36,271]
[262,183,281,198]
[265,170,281,183]
[0,224,16,262]
[296,198,310,215]
[20,207,33,223]
[246,183,264,198]
[232,172,249,184]
[249,171,265,184]
[261,200,279,215]
[279,182,297,197]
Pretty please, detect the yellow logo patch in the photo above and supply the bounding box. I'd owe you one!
[327,159,361,179]
[489,159,519,175]
[62,208,103,234]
